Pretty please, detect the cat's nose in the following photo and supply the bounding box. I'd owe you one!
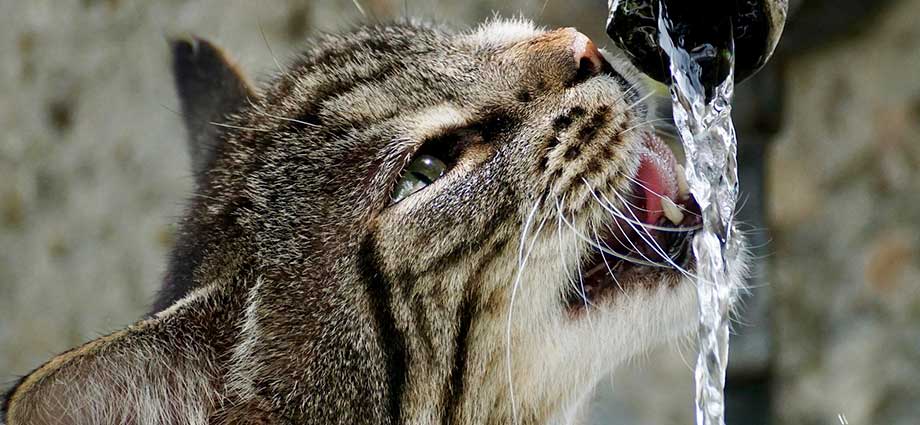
[514,28,614,86]
[550,28,614,83]
[570,29,606,77]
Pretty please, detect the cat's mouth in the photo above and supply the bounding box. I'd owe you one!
[566,133,701,308]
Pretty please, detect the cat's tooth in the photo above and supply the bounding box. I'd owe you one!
[662,197,685,225]
[675,164,690,200]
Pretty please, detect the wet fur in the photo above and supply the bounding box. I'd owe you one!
[2,18,747,424]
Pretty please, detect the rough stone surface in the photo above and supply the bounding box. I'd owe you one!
[767,0,920,423]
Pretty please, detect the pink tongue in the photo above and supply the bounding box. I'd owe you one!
[635,134,680,225]
[636,157,665,225]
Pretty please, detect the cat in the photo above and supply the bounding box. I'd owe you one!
[2,18,747,424]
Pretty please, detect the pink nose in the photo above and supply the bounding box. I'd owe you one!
[569,29,605,75]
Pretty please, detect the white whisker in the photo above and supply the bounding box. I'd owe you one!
[609,191,705,282]
[600,217,670,269]
[258,23,284,74]
[622,173,700,217]
[351,0,367,18]
[555,198,668,268]
[538,0,552,18]
[580,178,703,281]
[208,121,270,132]
[570,205,594,317]
[616,117,673,137]
[506,201,547,425]
[553,195,588,303]
[623,90,656,116]
[590,226,633,303]
[247,101,321,129]
[583,178,701,232]
[581,179,681,269]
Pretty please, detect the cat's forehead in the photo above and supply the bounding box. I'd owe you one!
[465,17,544,48]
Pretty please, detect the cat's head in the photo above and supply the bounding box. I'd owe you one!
[4,19,747,424]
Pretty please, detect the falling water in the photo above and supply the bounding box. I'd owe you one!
[656,3,741,425]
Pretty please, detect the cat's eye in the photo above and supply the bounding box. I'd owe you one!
[391,154,448,203]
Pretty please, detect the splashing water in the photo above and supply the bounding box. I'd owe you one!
[657,3,741,425]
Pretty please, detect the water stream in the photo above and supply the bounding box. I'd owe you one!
[656,3,741,425]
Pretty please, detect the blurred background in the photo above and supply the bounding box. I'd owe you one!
[1,0,918,423]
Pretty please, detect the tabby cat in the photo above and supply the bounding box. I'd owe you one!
[2,18,747,424]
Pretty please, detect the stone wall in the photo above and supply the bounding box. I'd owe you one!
[768,0,920,423]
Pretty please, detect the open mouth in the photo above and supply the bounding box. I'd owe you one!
[567,133,701,308]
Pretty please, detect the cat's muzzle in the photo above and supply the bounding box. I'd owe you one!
[567,133,700,308]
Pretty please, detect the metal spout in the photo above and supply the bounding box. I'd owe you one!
[606,0,788,86]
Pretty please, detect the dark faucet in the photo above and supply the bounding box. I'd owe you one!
[606,0,788,87]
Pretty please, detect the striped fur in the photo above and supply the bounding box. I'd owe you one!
[2,19,747,424]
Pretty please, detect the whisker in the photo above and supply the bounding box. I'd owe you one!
[351,0,368,18]
[583,179,701,232]
[591,226,633,302]
[672,333,697,373]
[583,179,698,277]
[553,195,589,305]
[622,173,701,217]
[554,201,670,268]
[622,90,656,116]
[208,121,271,132]
[616,117,674,136]
[611,194,687,267]
[258,22,284,74]
[538,0,552,19]
[601,211,673,269]
[735,192,752,215]
[247,101,321,129]
[572,207,595,315]
[506,201,547,425]
[654,129,680,143]
[609,191,705,282]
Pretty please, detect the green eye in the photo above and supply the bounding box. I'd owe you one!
[391,154,448,203]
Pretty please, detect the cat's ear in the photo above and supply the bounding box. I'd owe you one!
[170,35,256,177]
[3,314,219,423]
